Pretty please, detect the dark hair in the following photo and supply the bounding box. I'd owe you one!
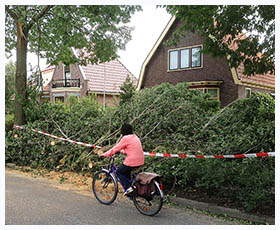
[121,123,133,136]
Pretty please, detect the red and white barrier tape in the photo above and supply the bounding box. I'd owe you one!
[13,125,102,149]
[143,151,275,158]
[13,125,275,158]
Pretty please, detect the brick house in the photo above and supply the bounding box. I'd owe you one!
[137,16,275,108]
[43,49,137,106]
[41,65,55,101]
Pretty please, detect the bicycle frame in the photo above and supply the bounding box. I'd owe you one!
[106,156,131,192]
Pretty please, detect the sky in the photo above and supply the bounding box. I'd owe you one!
[5,5,172,79]
[118,5,172,78]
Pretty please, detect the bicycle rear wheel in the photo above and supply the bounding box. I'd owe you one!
[92,170,118,205]
[133,181,163,216]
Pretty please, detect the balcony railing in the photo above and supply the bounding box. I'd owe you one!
[52,79,80,88]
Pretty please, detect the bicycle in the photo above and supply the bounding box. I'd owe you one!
[92,155,164,216]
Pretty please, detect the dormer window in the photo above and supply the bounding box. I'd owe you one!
[168,45,202,71]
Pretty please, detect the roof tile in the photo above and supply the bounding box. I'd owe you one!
[82,59,137,94]
[237,64,275,89]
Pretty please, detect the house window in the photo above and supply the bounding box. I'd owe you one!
[64,65,71,86]
[55,96,64,103]
[168,45,202,71]
[206,88,218,100]
[169,50,178,70]
[191,88,219,101]
[64,65,71,79]
[245,88,251,98]
[180,49,190,68]
[196,89,204,95]
[192,47,201,67]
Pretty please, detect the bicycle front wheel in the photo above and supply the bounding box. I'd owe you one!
[133,181,163,216]
[92,170,118,205]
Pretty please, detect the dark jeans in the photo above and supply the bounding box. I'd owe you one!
[116,164,139,190]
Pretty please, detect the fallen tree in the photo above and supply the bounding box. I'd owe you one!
[6,82,274,213]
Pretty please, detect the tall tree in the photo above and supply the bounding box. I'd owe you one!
[5,5,141,125]
[163,5,274,76]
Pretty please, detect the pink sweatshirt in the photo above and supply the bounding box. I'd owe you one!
[103,134,144,167]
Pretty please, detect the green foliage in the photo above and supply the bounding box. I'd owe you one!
[5,83,274,213]
[145,92,274,213]
[163,5,275,76]
[196,93,275,155]
[119,75,136,105]
[6,5,142,65]
[5,114,14,134]
[5,60,16,114]
[6,82,218,169]
[6,95,105,172]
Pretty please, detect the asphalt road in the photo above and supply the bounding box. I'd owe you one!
[5,170,237,225]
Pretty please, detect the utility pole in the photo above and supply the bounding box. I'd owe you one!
[103,62,106,109]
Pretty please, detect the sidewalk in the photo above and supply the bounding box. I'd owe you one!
[170,196,274,225]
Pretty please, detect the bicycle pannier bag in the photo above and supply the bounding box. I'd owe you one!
[135,172,161,200]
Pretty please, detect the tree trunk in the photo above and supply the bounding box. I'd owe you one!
[14,21,28,125]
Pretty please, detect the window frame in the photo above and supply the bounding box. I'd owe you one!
[245,88,251,98]
[169,50,179,70]
[191,46,202,68]
[190,87,220,101]
[180,48,190,69]
[205,88,219,100]
[55,96,64,103]
[64,65,71,79]
[168,45,203,71]
[64,65,71,87]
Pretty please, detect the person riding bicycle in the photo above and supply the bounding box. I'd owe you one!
[100,123,144,196]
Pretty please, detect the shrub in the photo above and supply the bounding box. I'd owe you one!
[5,114,14,134]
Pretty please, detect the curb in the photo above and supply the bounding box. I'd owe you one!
[170,197,274,225]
